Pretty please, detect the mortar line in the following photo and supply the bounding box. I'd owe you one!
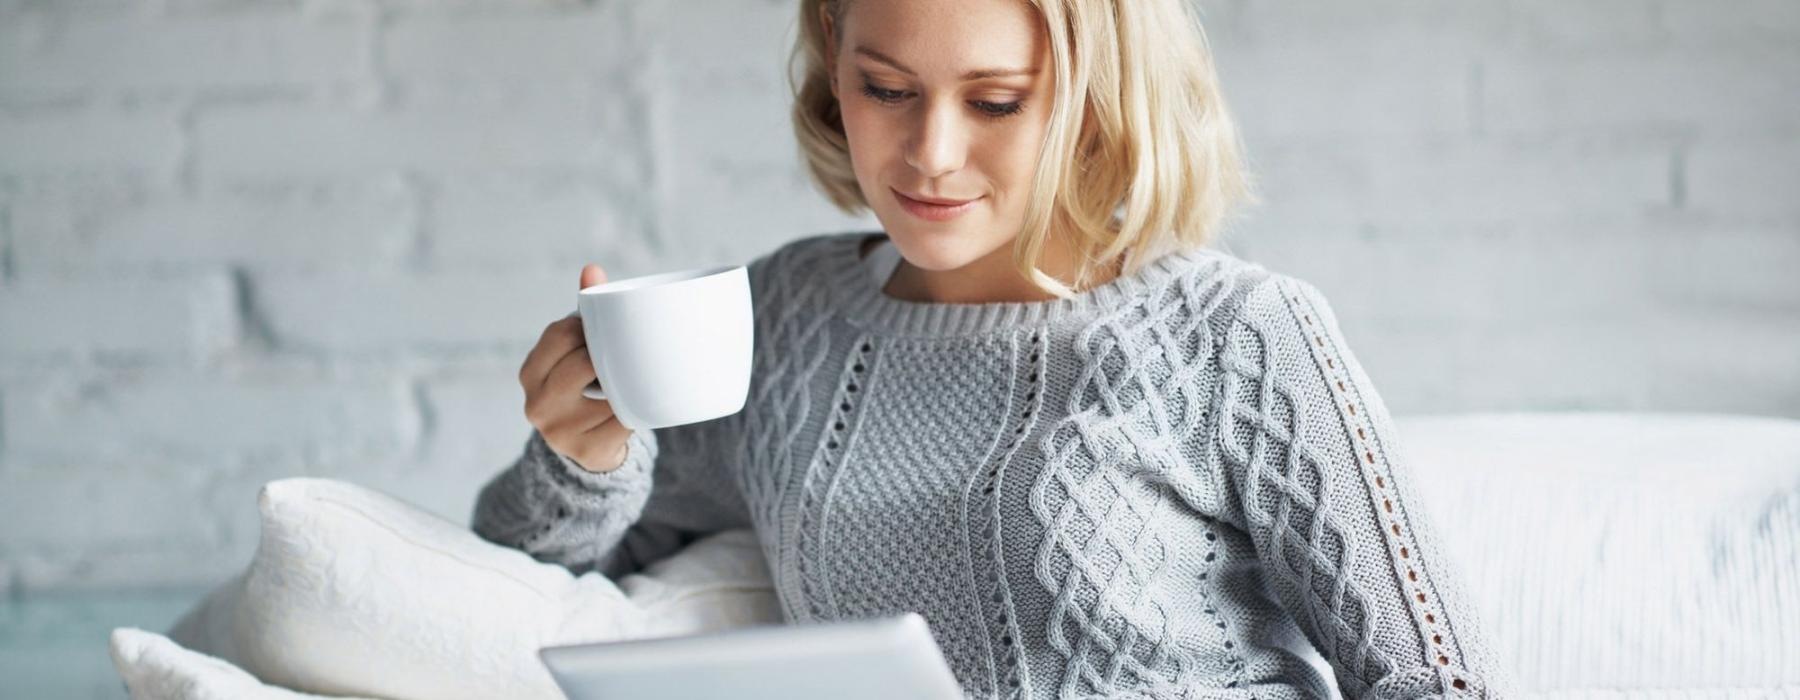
[410,376,437,461]
[1669,147,1687,210]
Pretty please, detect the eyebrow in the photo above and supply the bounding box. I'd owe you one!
[854,46,1038,81]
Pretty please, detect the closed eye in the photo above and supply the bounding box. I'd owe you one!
[972,100,1024,118]
[859,82,1026,120]
[860,83,909,104]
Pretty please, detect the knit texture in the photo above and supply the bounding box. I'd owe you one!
[472,231,1513,699]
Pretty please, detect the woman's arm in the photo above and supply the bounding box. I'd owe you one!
[470,426,657,577]
[473,246,787,581]
[1210,273,1511,698]
[471,411,751,580]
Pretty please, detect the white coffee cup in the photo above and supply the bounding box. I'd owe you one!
[575,264,753,431]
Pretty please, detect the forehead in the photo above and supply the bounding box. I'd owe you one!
[839,0,1046,72]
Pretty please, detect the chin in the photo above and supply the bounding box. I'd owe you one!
[881,219,1011,274]
[885,230,979,272]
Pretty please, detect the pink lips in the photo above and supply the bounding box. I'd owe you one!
[893,188,981,222]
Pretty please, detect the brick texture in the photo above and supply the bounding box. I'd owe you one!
[0,0,1794,593]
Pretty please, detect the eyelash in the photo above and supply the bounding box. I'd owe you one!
[859,82,1026,119]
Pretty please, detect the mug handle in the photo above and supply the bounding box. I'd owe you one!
[568,309,608,401]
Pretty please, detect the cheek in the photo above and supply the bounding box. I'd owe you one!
[836,100,890,177]
[981,129,1045,199]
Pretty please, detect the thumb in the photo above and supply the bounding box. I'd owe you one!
[579,263,607,290]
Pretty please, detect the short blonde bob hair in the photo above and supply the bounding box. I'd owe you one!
[790,0,1256,297]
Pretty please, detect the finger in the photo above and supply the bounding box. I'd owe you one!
[543,396,617,447]
[519,315,586,393]
[544,345,600,402]
[574,417,634,471]
[579,263,607,290]
[572,397,618,433]
[536,347,618,430]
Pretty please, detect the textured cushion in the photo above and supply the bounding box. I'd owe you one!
[110,627,371,700]
[1396,412,1800,694]
[155,477,781,700]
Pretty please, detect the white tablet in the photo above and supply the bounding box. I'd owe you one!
[538,613,964,700]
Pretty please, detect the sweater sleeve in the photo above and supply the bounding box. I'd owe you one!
[1209,273,1511,698]
[471,406,752,580]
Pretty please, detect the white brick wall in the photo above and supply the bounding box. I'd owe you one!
[0,273,238,360]
[0,0,1795,595]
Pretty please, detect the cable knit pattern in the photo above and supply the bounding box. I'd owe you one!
[471,231,1512,698]
[1214,275,1505,697]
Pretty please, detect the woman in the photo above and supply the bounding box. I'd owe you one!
[475,0,1510,696]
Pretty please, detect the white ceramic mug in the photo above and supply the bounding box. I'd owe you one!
[575,265,753,431]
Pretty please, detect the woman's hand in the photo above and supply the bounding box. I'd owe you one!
[517,263,632,473]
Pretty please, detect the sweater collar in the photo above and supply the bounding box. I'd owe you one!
[823,231,1228,338]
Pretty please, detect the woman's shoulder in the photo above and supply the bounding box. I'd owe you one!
[729,231,880,317]
[1142,244,1345,336]
[1190,250,1350,351]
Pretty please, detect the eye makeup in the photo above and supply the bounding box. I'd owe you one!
[857,79,1027,120]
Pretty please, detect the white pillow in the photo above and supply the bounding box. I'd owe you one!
[1396,413,1800,692]
[110,627,372,700]
[155,477,781,700]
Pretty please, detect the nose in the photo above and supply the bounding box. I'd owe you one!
[903,99,967,179]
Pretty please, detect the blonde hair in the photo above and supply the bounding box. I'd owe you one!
[790,0,1257,297]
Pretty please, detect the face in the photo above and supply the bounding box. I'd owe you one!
[825,0,1055,274]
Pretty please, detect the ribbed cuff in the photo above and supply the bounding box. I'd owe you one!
[532,428,658,497]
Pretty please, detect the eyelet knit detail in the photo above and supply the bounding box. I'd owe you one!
[802,331,1017,682]
[1215,274,1496,695]
[965,329,1047,698]
[476,233,1507,698]
[728,241,855,621]
[1027,261,1233,696]
[1282,283,1478,694]
[1195,518,1248,685]
[794,336,878,621]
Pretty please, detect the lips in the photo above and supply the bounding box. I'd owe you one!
[893,188,982,222]
[898,190,978,206]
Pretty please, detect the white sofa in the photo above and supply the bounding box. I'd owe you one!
[93,412,1800,698]
[1396,413,1800,695]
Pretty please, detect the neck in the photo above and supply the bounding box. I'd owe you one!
[884,231,1123,304]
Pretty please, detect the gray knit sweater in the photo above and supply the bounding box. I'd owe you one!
[473,231,1511,699]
